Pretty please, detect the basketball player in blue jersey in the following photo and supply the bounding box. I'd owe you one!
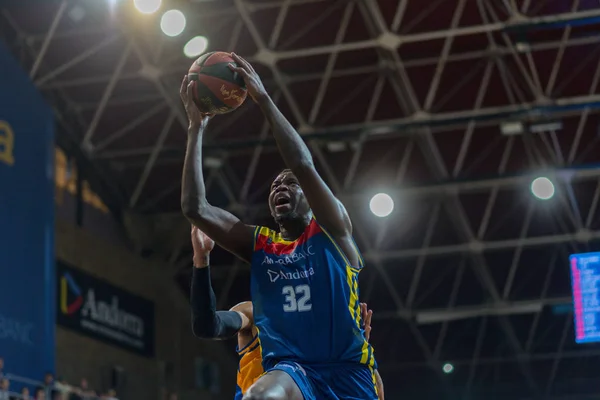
[180,53,380,399]
[188,227,384,400]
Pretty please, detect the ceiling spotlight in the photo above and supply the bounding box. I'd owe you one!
[531,177,555,200]
[134,0,161,14]
[442,363,454,374]
[184,36,209,58]
[160,9,186,37]
[369,193,394,218]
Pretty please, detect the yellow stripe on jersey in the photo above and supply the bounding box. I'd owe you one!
[319,225,361,328]
[369,366,378,398]
[318,222,374,366]
[345,265,359,324]
[257,226,295,245]
[257,326,264,360]
[349,270,374,367]
[253,226,261,249]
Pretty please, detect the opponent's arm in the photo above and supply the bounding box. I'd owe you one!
[180,76,255,263]
[374,370,385,400]
[361,302,373,341]
[190,227,252,339]
[230,301,255,340]
[361,303,384,399]
[191,268,250,338]
[230,55,351,238]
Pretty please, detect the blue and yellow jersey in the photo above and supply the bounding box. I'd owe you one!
[235,335,263,399]
[250,218,376,367]
[233,385,242,400]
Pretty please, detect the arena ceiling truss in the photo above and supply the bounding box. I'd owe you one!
[2,0,600,398]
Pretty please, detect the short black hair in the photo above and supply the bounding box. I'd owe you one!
[272,168,293,183]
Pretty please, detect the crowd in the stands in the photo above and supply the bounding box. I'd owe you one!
[0,357,118,400]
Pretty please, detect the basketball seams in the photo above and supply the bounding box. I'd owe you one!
[197,63,246,87]
[188,51,247,114]
[204,51,236,67]
[197,74,246,108]
[196,51,214,68]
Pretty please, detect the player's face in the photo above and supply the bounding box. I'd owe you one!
[269,171,310,221]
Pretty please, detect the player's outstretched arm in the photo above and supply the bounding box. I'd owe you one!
[190,227,253,339]
[180,76,255,263]
[229,54,351,238]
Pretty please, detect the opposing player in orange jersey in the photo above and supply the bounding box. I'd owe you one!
[189,227,384,400]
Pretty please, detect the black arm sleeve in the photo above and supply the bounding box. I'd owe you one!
[190,267,243,339]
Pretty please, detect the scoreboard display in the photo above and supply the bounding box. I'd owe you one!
[570,252,600,343]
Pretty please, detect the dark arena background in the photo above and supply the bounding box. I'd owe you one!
[2,0,600,399]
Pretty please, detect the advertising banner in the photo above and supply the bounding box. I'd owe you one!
[56,261,155,357]
[0,42,55,379]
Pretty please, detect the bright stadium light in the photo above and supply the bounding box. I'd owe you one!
[160,9,186,37]
[369,193,394,217]
[531,177,555,200]
[134,0,161,14]
[184,36,209,58]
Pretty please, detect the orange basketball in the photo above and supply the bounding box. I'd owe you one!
[187,51,248,115]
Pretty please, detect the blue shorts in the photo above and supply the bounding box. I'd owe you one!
[267,361,378,400]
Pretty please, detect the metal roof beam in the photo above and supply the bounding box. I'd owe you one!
[83,43,132,146]
[129,113,175,208]
[154,162,600,220]
[93,105,600,163]
[415,79,540,393]
[198,92,600,150]
[34,34,119,87]
[379,348,600,370]
[544,315,572,397]
[39,34,600,91]
[363,230,599,261]
[29,0,66,78]
[0,9,127,214]
[268,9,600,60]
[309,138,448,386]
[373,297,571,322]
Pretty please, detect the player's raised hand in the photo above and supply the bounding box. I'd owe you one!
[191,226,215,268]
[360,303,373,342]
[180,75,213,130]
[228,53,268,103]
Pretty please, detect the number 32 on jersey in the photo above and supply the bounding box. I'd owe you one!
[282,284,312,312]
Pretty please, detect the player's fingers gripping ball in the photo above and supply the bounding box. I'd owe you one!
[187,51,247,115]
